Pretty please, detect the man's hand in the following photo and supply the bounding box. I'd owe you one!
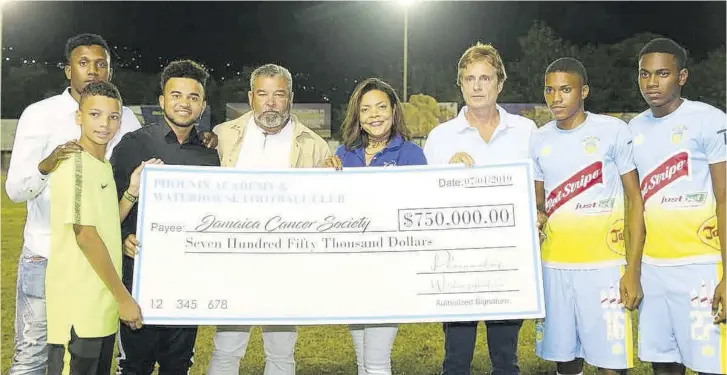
[201,131,218,149]
[448,152,475,167]
[118,295,143,330]
[123,234,139,258]
[712,277,726,323]
[619,270,643,310]
[323,155,343,170]
[536,209,548,244]
[128,158,163,197]
[38,140,83,175]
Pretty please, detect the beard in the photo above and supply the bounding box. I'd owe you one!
[165,110,198,128]
[254,108,290,130]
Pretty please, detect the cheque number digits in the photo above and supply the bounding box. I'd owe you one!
[208,300,228,309]
[177,299,198,309]
[400,205,514,230]
[148,299,227,310]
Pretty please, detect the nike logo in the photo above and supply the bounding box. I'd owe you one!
[101,184,108,189]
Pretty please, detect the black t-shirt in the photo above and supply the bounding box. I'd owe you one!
[110,121,220,288]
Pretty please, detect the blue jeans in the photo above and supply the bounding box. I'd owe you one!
[8,248,48,375]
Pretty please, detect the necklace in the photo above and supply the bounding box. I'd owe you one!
[364,147,382,156]
[365,137,388,156]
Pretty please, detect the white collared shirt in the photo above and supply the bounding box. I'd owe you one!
[423,104,536,165]
[5,87,141,258]
[235,116,294,169]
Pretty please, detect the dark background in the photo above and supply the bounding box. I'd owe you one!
[2,1,725,127]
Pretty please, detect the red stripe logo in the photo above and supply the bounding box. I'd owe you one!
[546,161,604,216]
[640,152,689,203]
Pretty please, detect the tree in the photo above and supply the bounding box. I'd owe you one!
[578,32,663,113]
[375,62,462,104]
[219,66,255,108]
[502,23,671,113]
[204,76,224,125]
[111,69,159,106]
[501,21,578,104]
[1,65,66,118]
[683,47,726,110]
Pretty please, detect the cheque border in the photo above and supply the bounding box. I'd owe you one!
[133,161,545,324]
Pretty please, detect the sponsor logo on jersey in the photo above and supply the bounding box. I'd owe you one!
[540,144,552,157]
[659,191,708,209]
[640,151,690,202]
[574,197,617,215]
[583,136,600,154]
[611,343,624,355]
[545,162,604,216]
[607,219,626,255]
[671,125,686,144]
[701,345,715,357]
[599,197,616,209]
[697,216,720,251]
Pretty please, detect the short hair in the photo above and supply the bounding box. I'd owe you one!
[79,81,122,106]
[340,78,409,151]
[457,42,507,86]
[160,59,210,93]
[639,38,688,71]
[545,57,589,85]
[64,33,110,64]
[250,64,293,96]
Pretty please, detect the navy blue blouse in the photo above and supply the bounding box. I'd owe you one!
[335,134,427,167]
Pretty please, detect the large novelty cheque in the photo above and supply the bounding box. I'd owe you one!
[132,162,545,325]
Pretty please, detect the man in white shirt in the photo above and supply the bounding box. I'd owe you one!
[5,33,142,375]
[209,64,330,375]
[423,42,537,375]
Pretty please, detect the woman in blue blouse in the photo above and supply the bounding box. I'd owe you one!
[323,78,426,374]
[325,78,426,169]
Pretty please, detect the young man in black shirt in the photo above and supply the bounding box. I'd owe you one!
[110,59,220,374]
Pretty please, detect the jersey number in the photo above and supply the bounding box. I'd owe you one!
[603,310,626,340]
[690,310,713,341]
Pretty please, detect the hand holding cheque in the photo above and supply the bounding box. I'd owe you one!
[131,162,544,326]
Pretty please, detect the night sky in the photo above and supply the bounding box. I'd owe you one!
[2,1,725,82]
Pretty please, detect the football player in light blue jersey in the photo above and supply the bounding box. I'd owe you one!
[531,57,645,375]
[629,37,726,375]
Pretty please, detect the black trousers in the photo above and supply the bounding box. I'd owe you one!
[118,257,198,375]
[116,323,198,375]
[48,327,115,375]
[441,320,523,375]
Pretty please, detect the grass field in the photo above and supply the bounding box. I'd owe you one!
[0,174,671,374]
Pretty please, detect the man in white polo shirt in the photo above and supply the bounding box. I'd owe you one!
[209,63,330,375]
[4,33,142,375]
[424,42,537,375]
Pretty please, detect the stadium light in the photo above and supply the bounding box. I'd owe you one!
[397,0,418,102]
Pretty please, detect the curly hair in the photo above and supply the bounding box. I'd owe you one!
[160,60,210,93]
[64,33,110,64]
